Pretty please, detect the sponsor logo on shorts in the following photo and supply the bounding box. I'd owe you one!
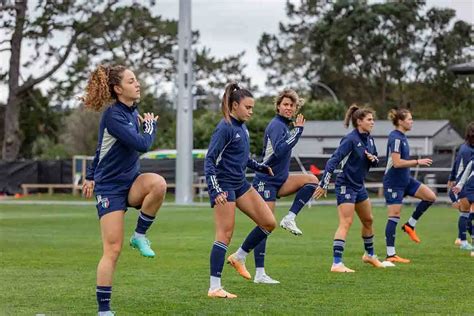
[345,194,351,200]
[392,192,398,199]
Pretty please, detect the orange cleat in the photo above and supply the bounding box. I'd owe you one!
[330,263,355,273]
[385,255,411,263]
[227,253,251,280]
[362,253,385,268]
[454,238,461,246]
[208,288,237,299]
[402,224,421,243]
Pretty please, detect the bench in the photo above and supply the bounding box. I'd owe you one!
[21,184,81,196]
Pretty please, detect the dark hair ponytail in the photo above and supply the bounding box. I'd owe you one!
[221,81,253,123]
[344,103,375,128]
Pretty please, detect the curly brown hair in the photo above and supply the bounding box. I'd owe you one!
[81,65,127,111]
[274,88,304,114]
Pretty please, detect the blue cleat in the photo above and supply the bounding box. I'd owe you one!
[459,243,474,251]
[130,235,155,258]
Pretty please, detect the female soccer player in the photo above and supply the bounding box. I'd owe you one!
[81,65,167,315]
[382,108,436,264]
[205,82,277,298]
[314,105,384,272]
[448,122,474,249]
[252,89,318,283]
[452,156,474,256]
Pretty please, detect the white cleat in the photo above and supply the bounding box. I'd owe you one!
[254,274,280,284]
[280,217,303,236]
[382,260,396,267]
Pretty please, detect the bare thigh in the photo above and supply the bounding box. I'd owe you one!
[413,184,436,202]
[278,174,319,197]
[128,173,167,207]
[236,188,276,231]
[99,210,125,254]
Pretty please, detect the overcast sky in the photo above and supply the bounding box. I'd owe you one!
[0,0,472,103]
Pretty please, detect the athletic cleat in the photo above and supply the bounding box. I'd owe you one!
[459,243,474,251]
[382,261,396,267]
[402,224,421,243]
[385,255,410,263]
[98,311,116,316]
[454,238,461,246]
[362,253,385,268]
[280,217,303,236]
[330,263,355,273]
[254,274,280,284]
[129,235,155,258]
[471,251,474,257]
[207,288,237,299]
[227,253,251,280]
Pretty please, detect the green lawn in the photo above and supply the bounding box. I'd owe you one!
[0,203,472,315]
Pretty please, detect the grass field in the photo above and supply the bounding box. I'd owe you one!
[1,202,472,315]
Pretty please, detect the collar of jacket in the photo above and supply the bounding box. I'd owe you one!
[276,114,293,125]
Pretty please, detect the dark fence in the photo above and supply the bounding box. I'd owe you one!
[0,154,453,195]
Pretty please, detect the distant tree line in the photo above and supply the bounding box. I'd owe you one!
[0,1,472,160]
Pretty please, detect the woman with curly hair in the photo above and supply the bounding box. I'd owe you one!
[81,65,167,315]
[251,88,319,284]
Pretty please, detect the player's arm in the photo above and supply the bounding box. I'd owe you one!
[315,137,353,198]
[272,114,305,158]
[83,145,100,198]
[106,111,157,152]
[453,160,473,193]
[246,158,273,176]
[365,137,379,167]
[204,125,231,205]
[390,138,432,168]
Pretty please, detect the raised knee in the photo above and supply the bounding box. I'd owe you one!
[427,193,436,203]
[151,175,167,195]
[307,174,319,184]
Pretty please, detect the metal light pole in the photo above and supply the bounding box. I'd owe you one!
[175,0,193,204]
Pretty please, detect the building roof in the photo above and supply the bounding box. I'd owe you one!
[302,120,451,138]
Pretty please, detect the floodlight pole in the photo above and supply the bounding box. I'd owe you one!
[175,0,193,205]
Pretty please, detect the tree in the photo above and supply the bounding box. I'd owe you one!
[1,0,119,160]
[51,5,253,107]
[1,2,251,159]
[257,1,473,120]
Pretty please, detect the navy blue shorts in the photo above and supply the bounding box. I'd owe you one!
[384,177,422,205]
[209,181,252,208]
[252,178,284,202]
[95,193,131,218]
[335,185,369,205]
